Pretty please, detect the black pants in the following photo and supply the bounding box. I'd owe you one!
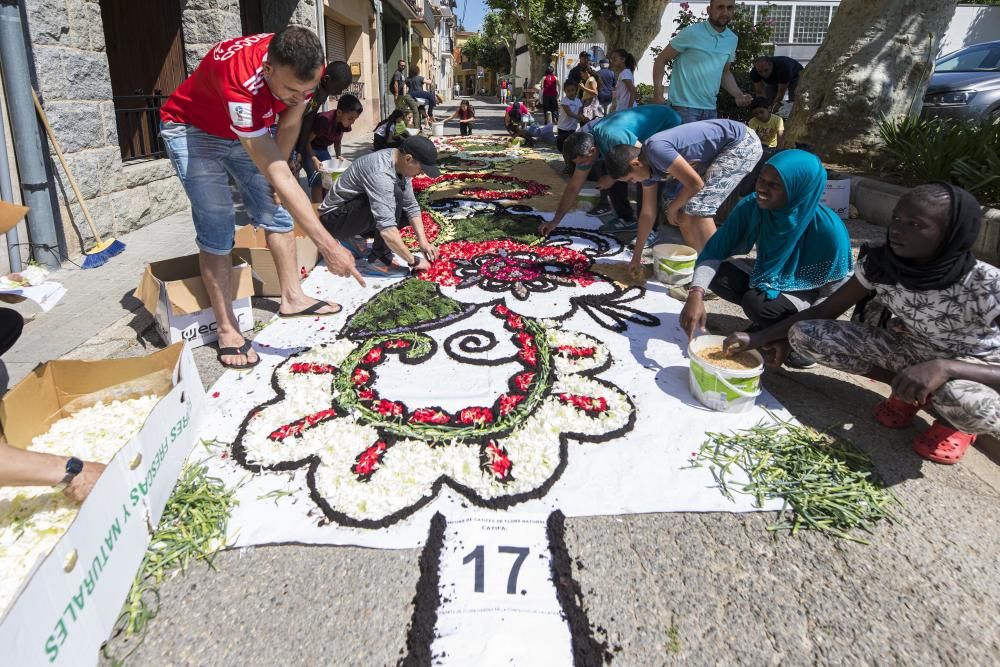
[460,122,472,136]
[0,307,23,357]
[709,261,798,329]
[320,194,411,264]
[541,95,559,122]
[589,159,642,222]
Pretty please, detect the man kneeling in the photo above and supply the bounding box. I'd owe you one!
[319,135,440,277]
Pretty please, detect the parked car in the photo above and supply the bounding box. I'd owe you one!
[922,40,1000,125]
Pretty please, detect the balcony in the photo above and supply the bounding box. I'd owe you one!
[411,0,436,38]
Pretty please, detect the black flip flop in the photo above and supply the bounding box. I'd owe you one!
[277,300,342,319]
[217,339,261,370]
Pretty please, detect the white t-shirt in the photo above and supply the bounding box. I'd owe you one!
[558,96,583,131]
[613,69,636,112]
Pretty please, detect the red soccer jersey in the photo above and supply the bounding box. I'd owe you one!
[160,34,308,140]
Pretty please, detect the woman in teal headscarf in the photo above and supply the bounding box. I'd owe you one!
[680,149,852,368]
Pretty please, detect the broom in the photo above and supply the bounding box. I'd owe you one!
[32,89,126,268]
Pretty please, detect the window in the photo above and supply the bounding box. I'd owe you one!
[793,6,832,45]
[936,45,1000,73]
[765,5,793,44]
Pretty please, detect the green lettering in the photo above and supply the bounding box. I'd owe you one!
[72,585,84,613]
[55,618,67,644]
[122,503,131,523]
[130,487,140,506]
[63,600,77,623]
[83,572,95,596]
[138,481,148,497]
[45,635,59,662]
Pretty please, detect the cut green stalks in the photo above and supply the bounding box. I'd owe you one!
[691,413,902,544]
[102,463,238,663]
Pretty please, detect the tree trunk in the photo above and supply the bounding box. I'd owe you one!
[786,0,958,162]
[595,0,672,59]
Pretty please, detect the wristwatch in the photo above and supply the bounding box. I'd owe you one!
[54,457,83,492]
[407,255,421,268]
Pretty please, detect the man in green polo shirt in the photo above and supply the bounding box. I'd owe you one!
[651,0,752,123]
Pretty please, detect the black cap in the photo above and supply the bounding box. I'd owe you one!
[400,135,440,177]
[579,51,590,59]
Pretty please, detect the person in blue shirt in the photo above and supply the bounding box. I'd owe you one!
[537,105,683,236]
[651,0,752,123]
[678,150,853,369]
[596,58,616,113]
[606,119,763,252]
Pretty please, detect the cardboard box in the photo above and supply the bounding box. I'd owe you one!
[822,177,851,220]
[134,254,254,347]
[0,200,29,234]
[233,224,319,297]
[0,343,205,666]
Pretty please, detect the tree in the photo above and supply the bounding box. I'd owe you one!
[462,15,511,75]
[487,0,589,83]
[582,0,673,60]
[786,0,960,162]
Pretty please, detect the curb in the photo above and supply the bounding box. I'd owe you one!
[847,174,1000,265]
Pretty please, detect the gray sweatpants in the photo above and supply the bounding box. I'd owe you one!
[789,320,1000,437]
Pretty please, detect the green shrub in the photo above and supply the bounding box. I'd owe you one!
[635,83,655,105]
[877,115,1000,208]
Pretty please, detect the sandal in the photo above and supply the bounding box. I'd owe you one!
[912,421,976,464]
[873,396,926,429]
[277,300,342,319]
[217,339,260,370]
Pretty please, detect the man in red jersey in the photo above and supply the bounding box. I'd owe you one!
[160,27,363,370]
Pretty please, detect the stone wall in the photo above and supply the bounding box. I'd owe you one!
[24,0,188,257]
[180,0,243,74]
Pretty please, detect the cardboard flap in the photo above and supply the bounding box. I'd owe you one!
[0,201,28,235]
[0,344,183,448]
[134,254,253,316]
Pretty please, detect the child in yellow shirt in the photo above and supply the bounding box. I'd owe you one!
[748,97,784,149]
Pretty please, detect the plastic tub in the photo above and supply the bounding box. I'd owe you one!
[319,158,350,190]
[577,187,601,210]
[688,335,764,413]
[652,243,697,285]
[432,122,445,137]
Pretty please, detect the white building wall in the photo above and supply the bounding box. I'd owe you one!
[635,1,1000,86]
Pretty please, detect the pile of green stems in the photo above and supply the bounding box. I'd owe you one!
[110,463,237,652]
[693,416,901,544]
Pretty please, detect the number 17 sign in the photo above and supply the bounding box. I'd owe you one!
[430,512,573,665]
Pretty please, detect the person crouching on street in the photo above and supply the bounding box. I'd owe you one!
[318,135,441,278]
[723,183,1000,465]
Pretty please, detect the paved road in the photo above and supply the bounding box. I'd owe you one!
[74,98,1000,665]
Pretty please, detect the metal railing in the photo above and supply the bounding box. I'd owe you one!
[113,94,168,163]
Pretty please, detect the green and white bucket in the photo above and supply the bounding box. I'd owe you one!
[577,187,601,210]
[652,243,697,286]
[688,335,764,413]
[319,158,350,190]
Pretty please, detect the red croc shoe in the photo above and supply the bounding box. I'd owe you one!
[873,396,926,429]
[912,421,976,465]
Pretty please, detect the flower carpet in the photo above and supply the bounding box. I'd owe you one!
[195,135,787,550]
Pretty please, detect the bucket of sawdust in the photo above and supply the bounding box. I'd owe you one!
[319,158,350,190]
[688,335,763,413]
[577,187,601,210]
[652,243,696,286]
[432,122,445,137]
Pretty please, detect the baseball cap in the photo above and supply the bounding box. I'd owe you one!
[579,51,591,59]
[400,135,440,178]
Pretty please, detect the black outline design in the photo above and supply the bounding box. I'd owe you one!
[443,328,518,366]
[451,249,582,301]
[231,299,637,529]
[544,226,623,259]
[570,285,661,333]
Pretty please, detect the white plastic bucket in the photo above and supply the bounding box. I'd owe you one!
[432,122,445,137]
[319,158,350,190]
[652,243,697,286]
[577,187,601,210]
[406,127,421,136]
[688,335,764,413]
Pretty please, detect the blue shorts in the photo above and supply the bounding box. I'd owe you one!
[672,106,718,124]
[160,122,294,255]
